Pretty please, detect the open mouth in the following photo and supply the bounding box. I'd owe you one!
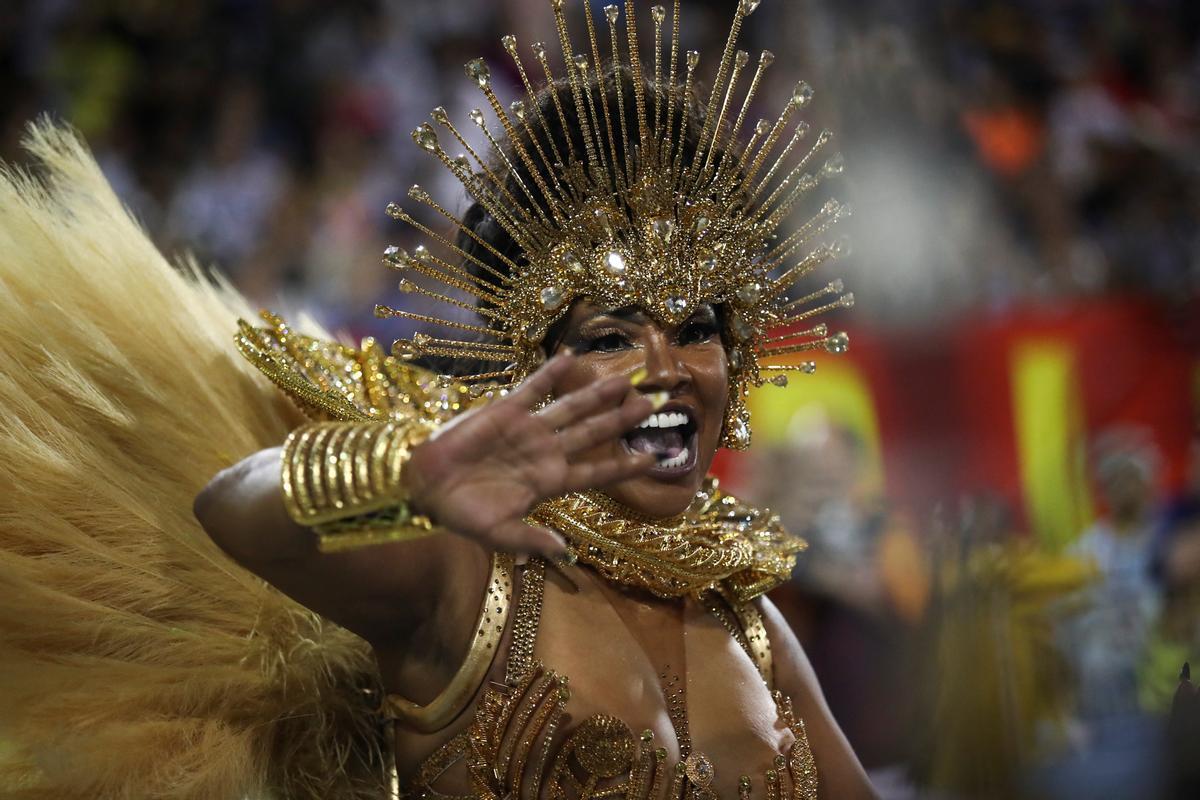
[621,406,700,476]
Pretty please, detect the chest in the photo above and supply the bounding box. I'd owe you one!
[402,561,816,800]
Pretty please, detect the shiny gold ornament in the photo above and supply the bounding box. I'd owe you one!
[376,0,853,450]
[531,477,805,602]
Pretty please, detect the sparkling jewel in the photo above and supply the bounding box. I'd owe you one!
[755,119,772,136]
[740,0,762,15]
[412,124,439,152]
[791,80,815,109]
[464,58,491,88]
[452,154,471,172]
[560,251,585,274]
[728,348,743,371]
[731,316,755,341]
[469,108,486,127]
[531,41,547,59]
[694,215,711,234]
[839,292,856,308]
[593,207,614,235]
[651,218,676,244]
[603,250,627,276]
[651,5,666,24]
[540,286,565,310]
[385,202,402,218]
[800,361,817,374]
[398,279,415,293]
[383,244,401,261]
[501,34,517,54]
[408,184,430,202]
[736,282,761,305]
[687,50,700,69]
[574,54,588,71]
[699,257,718,272]
[665,296,688,314]
[828,278,845,293]
[822,152,846,176]
[735,50,750,69]
[605,5,619,24]
[760,50,775,67]
[413,245,431,262]
[510,100,526,121]
[770,374,788,387]
[830,236,852,258]
[430,106,450,124]
[730,418,750,448]
[825,332,850,354]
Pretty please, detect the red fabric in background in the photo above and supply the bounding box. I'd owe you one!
[718,297,1196,528]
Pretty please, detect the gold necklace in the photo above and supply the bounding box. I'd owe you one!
[531,477,806,602]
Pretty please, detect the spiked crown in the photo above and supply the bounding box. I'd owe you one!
[376,0,853,448]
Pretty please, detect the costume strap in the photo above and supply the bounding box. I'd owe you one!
[505,557,547,686]
[383,552,515,733]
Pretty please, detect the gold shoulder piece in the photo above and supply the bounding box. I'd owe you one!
[234,310,480,424]
[383,552,515,733]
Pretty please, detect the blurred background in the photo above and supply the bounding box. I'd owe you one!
[2,0,1197,797]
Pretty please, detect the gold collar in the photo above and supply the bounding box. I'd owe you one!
[531,478,805,602]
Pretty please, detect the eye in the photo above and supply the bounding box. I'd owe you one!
[678,317,720,345]
[582,330,632,353]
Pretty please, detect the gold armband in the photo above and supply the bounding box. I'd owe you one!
[281,419,438,552]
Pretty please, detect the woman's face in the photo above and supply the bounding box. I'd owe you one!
[550,299,729,518]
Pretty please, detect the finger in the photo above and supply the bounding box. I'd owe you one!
[564,451,657,491]
[487,518,568,558]
[506,354,574,410]
[558,393,658,454]
[537,372,638,430]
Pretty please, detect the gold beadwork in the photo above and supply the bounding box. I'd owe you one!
[531,477,805,602]
[378,0,853,450]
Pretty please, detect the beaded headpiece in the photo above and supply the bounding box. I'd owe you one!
[377,0,852,449]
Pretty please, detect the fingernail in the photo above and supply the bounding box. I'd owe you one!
[630,367,648,386]
[649,390,669,409]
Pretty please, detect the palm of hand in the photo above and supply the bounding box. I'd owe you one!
[413,402,568,538]
[405,357,658,555]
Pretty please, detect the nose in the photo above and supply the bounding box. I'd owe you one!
[637,331,689,394]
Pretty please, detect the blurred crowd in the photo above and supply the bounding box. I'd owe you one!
[3,0,1198,330]
[3,0,1199,797]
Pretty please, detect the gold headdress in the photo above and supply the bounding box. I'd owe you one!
[376,0,853,448]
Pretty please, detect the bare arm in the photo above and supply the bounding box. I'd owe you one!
[193,446,468,642]
[194,356,658,646]
[758,596,879,800]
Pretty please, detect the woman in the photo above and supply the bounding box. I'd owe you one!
[195,1,873,797]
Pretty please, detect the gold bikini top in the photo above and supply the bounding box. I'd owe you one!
[392,555,818,800]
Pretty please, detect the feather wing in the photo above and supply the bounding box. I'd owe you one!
[0,123,392,799]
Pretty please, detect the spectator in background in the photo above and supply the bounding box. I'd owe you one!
[1066,428,1163,724]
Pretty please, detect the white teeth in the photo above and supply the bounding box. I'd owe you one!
[636,411,691,429]
[658,447,690,469]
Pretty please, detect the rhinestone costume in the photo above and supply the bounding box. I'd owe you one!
[235,314,818,798]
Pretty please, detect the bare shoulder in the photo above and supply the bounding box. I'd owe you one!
[756,596,880,800]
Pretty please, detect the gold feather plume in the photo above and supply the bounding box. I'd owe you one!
[0,124,390,799]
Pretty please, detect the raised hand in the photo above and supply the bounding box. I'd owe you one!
[405,355,660,556]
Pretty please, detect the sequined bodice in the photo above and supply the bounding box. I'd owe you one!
[405,556,818,800]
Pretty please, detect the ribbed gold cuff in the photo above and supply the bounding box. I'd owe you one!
[281,420,438,551]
